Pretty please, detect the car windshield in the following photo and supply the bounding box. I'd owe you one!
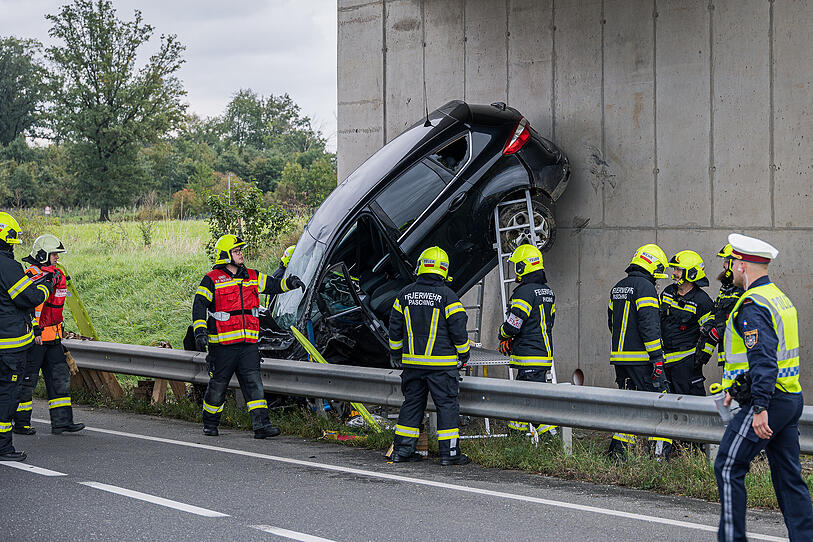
[271,227,325,330]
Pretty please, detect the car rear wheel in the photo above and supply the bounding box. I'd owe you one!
[498,194,556,253]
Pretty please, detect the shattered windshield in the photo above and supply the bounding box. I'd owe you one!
[272,228,325,330]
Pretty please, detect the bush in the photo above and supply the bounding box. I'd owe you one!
[171,188,205,218]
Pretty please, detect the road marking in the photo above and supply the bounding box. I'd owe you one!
[34,419,787,542]
[0,462,67,476]
[78,481,229,517]
[250,525,337,542]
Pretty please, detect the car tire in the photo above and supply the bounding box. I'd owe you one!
[498,194,557,253]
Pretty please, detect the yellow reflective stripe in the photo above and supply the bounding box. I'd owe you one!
[8,275,34,299]
[510,356,553,367]
[402,354,457,366]
[455,341,470,354]
[424,308,439,356]
[618,300,630,350]
[612,432,635,443]
[649,436,673,443]
[0,330,34,349]
[213,280,241,289]
[698,311,713,326]
[703,343,715,355]
[508,421,529,431]
[444,302,464,318]
[610,351,650,362]
[393,298,403,314]
[195,286,213,302]
[48,397,71,409]
[395,424,420,438]
[635,297,659,310]
[202,401,224,414]
[437,428,459,440]
[37,284,49,299]
[389,338,403,350]
[16,401,33,412]
[540,305,552,357]
[281,277,291,292]
[247,399,268,411]
[258,273,268,292]
[643,338,662,352]
[208,329,259,343]
[0,422,11,433]
[510,298,532,316]
[404,307,414,354]
[664,348,696,364]
[536,424,557,434]
[193,319,207,331]
[662,296,697,313]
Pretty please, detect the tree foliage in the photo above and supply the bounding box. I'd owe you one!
[0,37,49,145]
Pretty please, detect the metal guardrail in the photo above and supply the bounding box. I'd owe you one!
[64,340,813,453]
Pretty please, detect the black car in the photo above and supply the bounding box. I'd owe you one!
[260,100,570,367]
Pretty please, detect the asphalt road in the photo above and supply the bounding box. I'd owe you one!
[1,401,792,542]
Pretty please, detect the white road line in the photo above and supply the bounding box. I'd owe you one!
[34,419,787,542]
[0,462,67,477]
[250,525,337,542]
[78,481,229,517]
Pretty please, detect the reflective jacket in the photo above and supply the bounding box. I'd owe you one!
[608,266,663,365]
[24,262,67,342]
[0,249,49,352]
[388,274,470,370]
[499,270,555,369]
[192,265,289,345]
[700,282,744,366]
[659,282,713,365]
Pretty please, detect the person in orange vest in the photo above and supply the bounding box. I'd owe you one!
[192,234,304,438]
[13,234,84,435]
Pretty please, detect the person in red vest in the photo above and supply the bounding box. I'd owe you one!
[192,234,304,438]
[14,234,84,436]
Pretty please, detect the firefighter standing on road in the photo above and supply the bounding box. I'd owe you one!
[497,244,557,436]
[714,233,813,541]
[389,246,471,465]
[13,235,84,436]
[607,243,671,458]
[192,234,304,438]
[0,213,53,462]
[659,250,714,396]
[697,244,744,372]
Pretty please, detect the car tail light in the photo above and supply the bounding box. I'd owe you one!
[503,117,531,155]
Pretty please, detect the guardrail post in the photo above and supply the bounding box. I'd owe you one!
[561,426,573,456]
[706,443,719,465]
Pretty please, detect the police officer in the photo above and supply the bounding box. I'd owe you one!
[497,244,557,436]
[714,234,813,542]
[607,244,670,457]
[696,244,744,371]
[14,235,84,435]
[0,212,52,461]
[389,246,470,466]
[659,250,714,396]
[192,234,304,438]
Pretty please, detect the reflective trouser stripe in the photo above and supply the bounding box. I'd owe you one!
[49,397,71,409]
[0,422,11,433]
[16,401,33,412]
[247,399,268,411]
[395,424,420,438]
[437,428,459,440]
[649,436,673,444]
[508,421,528,431]
[509,421,558,434]
[202,401,224,414]
[612,432,635,444]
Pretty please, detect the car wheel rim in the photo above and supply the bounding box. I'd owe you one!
[500,203,552,251]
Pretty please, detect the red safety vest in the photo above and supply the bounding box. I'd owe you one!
[206,268,261,345]
[25,264,67,341]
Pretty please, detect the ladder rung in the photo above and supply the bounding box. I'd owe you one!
[498,223,536,233]
[498,198,528,206]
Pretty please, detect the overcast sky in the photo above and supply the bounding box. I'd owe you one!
[0,0,338,149]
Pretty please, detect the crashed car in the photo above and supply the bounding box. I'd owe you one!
[260,100,570,367]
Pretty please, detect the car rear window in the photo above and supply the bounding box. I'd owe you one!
[375,161,445,233]
[428,136,468,174]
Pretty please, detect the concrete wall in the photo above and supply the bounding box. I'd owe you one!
[338,0,813,392]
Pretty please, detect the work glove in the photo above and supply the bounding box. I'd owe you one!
[694,339,712,369]
[650,358,667,391]
[457,352,470,370]
[498,337,513,356]
[286,275,306,291]
[389,352,402,369]
[194,334,209,352]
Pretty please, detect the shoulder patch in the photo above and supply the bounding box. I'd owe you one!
[744,329,758,349]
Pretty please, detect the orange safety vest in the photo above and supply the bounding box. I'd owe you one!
[25,264,67,342]
[206,268,261,345]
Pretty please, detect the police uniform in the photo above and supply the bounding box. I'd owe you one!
[389,247,470,465]
[714,234,813,542]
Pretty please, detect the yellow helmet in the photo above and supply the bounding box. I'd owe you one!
[669,250,706,283]
[214,234,247,265]
[280,245,296,267]
[415,246,450,280]
[717,243,733,259]
[0,212,22,245]
[508,244,543,282]
[630,244,668,279]
[31,234,66,264]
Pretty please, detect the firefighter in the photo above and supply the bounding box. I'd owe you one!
[714,234,813,541]
[192,234,304,438]
[696,243,744,371]
[497,244,557,436]
[607,243,670,458]
[0,212,53,461]
[389,246,470,466]
[659,250,714,396]
[13,235,84,435]
[265,244,296,308]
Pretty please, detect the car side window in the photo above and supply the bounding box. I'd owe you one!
[428,136,468,174]
[375,161,445,234]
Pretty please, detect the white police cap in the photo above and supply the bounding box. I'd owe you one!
[727,233,778,263]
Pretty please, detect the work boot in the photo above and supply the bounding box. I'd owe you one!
[203,426,219,437]
[392,452,423,463]
[51,423,85,435]
[12,425,36,435]
[440,454,471,466]
[0,451,27,462]
[253,425,281,439]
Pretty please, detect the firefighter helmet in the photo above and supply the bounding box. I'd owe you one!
[669,250,706,283]
[280,245,296,267]
[509,244,543,282]
[415,246,450,280]
[30,234,66,264]
[0,212,22,245]
[717,243,734,280]
[717,243,733,259]
[630,244,668,279]
[214,234,247,265]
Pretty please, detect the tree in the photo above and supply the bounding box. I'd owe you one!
[0,37,49,146]
[45,0,187,220]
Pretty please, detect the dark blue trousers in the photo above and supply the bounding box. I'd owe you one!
[0,350,27,454]
[714,391,813,542]
[201,343,270,431]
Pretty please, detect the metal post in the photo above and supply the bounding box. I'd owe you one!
[227,173,232,205]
